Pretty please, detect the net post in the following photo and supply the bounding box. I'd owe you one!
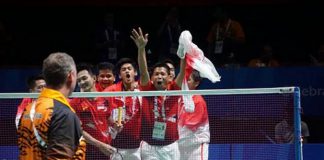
[294,87,302,160]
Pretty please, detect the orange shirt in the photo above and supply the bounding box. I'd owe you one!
[17,88,86,160]
[207,19,245,44]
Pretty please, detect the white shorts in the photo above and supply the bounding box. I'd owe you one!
[179,143,209,160]
[140,141,180,160]
[111,147,141,160]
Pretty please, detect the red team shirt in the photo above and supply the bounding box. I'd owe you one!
[140,81,180,145]
[104,81,142,148]
[95,82,105,92]
[69,97,111,144]
[178,95,209,132]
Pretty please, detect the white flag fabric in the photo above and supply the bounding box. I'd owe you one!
[177,30,221,112]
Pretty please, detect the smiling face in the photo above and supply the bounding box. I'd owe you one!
[166,62,175,82]
[30,79,46,93]
[77,70,96,92]
[97,69,115,89]
[119,63,137,86]
[151,67,169,90]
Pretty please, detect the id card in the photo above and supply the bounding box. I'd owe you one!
[170,43,178,55]
[112,108,125,122]
[214,40,223,54]
[152,121,166,140]
[108,47,117,60]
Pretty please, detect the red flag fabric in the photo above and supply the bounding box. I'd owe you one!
[177,30,221,112]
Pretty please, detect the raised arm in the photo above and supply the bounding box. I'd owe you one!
[130,27,150,86]
[174,58,186,88]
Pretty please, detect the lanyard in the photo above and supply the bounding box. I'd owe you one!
[121,96,137,116]
[167,25,173,42]
[15,99,34,130]
[153,96,166,121]
[30,101,47,148]
[216,19,232,40]
[105,29,110,41]
[121,84,140,116]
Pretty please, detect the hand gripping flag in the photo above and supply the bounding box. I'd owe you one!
[177,30,221,112]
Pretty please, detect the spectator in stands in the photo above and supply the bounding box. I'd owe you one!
[275,108,310,144]
[104,58,142,160]
[207,7,245,67]
[15,74,46,130]
[131,27,186,160]
[310,43,324,66]
[95,13,125,63]
[178,70,210,160]
[248,44,280,67]
[70,63,116,158]
[156,7,182,64]
[17,52,86,159]
[96,62,115,91]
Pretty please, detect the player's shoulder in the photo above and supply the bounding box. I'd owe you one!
[36,97,54,112]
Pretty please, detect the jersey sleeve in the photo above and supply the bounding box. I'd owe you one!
[46,101,83,159]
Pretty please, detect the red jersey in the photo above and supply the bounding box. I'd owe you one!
[178,95,210,144]
[95,82,105,92]
[140,81,180,145]
[104,81,142,148]
[70,97,111,144]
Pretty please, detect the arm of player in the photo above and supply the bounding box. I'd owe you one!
[175,58,186,88]
[131,27,150,86]
[83,131,116,156]
[108,123,124,139]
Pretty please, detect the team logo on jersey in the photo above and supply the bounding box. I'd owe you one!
[97,105,107,111]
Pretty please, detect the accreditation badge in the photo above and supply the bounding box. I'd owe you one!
[108,47,117,60]
[112,108,125,122]
[152,121,167,140]
[170,43,178,55]
[214,40,223,54]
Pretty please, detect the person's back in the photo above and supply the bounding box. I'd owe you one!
[17,52,86,159]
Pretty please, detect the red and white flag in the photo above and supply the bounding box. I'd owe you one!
[177,30,221,112]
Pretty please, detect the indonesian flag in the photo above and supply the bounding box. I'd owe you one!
[177,30,221,112]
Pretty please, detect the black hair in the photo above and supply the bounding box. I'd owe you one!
[151,62,170,76]
[27,74,44,89]
[191,70,202,83]
[77,62,95,76]
[97,62,115,74]
[115,58,137,74]
[161,58,175,68]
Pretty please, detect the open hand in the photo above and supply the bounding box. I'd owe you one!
[130,27,148,49]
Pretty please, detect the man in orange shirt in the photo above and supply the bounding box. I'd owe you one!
[17,52,86,159]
